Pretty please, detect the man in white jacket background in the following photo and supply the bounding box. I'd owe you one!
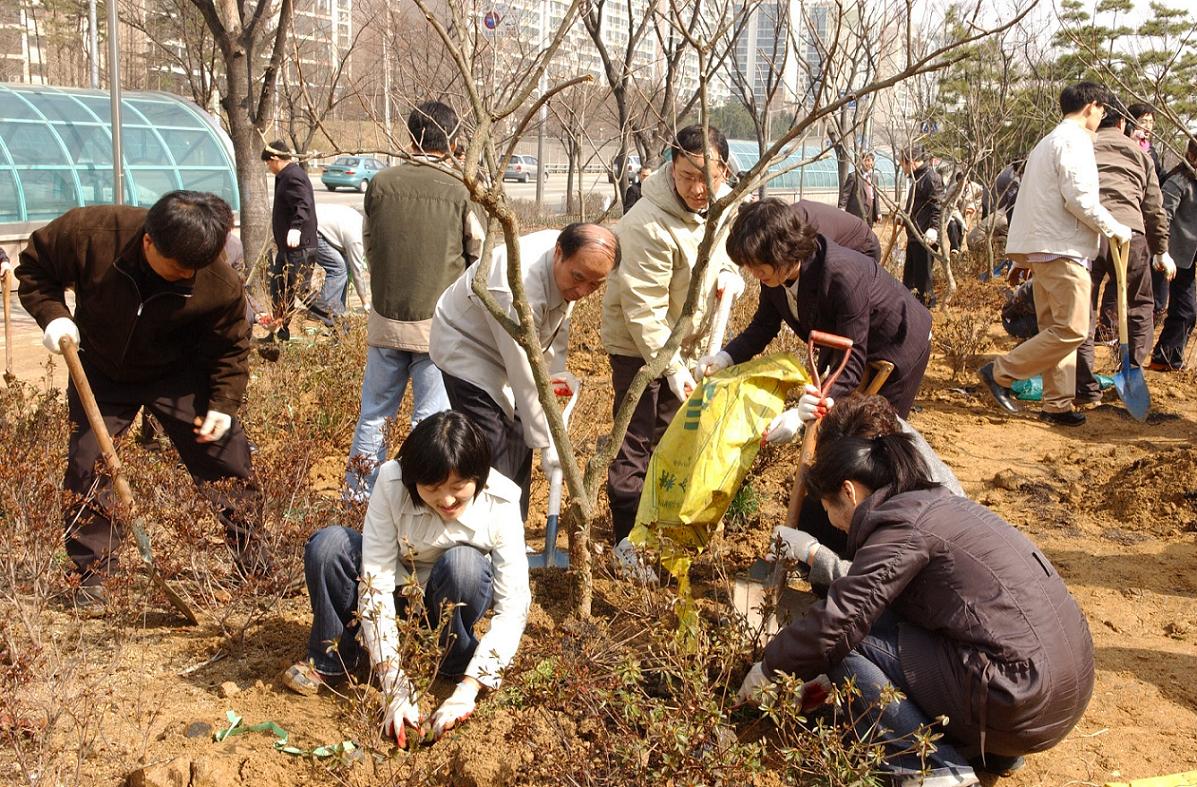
[978,81,1133,427]
[431,223,619,518]
[314,202,370,313]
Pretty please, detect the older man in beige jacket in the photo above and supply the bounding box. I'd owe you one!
[432,224,618,518]
[601,124,744,582]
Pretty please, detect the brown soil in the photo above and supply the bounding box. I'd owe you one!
[3,274,1197,785]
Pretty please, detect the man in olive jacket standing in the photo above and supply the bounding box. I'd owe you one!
[264,140,319,340]
[16,191,264,613]
[344,101,484,498]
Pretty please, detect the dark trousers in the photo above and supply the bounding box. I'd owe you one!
[607,354,683,545]
[269,247,318,333]
[1076,234,1154,401]
[903,239,934,306]
[64,361,261,584]
[302,526,493,677]
[874,342,930,419]
[1152,262,1196,369]
[947,217,964,254]
[1152,266,1170,314]
[442,373,532,520]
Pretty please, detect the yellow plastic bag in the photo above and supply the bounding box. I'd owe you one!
[629,353,809,626]
[1106,773,1197,787]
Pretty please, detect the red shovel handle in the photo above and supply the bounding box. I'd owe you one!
[807,331,854,393]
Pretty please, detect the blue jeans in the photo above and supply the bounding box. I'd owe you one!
[345,346,449,496]
[314,237,349,317]
[828,613,974,778]
[302,526,494,677]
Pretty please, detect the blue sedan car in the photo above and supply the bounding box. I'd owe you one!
[321,156,388,192]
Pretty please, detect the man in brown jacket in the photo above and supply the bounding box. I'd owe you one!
[16,191,264,613]
[1075,97,1172,404]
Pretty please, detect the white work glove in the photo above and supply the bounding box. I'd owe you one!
[430,680,479,739]
[736,661,772,704]
[541,443,561,475]
[42,316,79,354]
[797,384,833,424]
[716,270,745,299]
[380,669,422,747]
[923,227,938,247]
[1107,222,1133,245]
[666,367,697,403]
[0,258,12,278]
[286,228,302,249]
[1154,252,1177,281]
[193,410,232,443]
[763,408,803,445]
[695,350,733,380]
[769,526,819,565]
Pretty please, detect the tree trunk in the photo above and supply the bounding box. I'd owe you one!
[565,136,577,214]
[223,55,272,273]
[564,503,591,617]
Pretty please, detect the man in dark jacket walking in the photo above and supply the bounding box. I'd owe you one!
[264,140,319,340]
[838,151,882,226]
[899,146,943,306]
[16,191,265,613]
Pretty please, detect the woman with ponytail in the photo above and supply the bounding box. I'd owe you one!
[738,395,1094,785]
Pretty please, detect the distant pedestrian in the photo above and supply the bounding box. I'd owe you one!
[977,82,1132,427]
[898,146,943,306]
[839,151,882,226]
[1127,102,1170,318]
[263,140,320,340]
[623,166,651,213]
[315,202,368,313]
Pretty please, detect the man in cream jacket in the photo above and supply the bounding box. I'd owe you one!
[600,124,744,581]
[431,224,619,517]
[978,82,1132,427]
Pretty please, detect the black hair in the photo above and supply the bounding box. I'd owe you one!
[1127,102,1155,121]
[1098,95,1128,130]
[899,145,925,163]
[805,429,937,502]
[726,198,817,277]
[143,191,234,271]
[1059,81,1108,116]
[672,124,729,165]
[397,411,491,505]
[261,139,292,161]
[408,101,459,154]
[557,222,621,269]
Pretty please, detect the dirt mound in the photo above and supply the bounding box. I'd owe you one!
[1099,446,1197,537]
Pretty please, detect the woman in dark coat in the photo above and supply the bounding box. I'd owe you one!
[1149,138,1197,371]
[738,395,1095,785]
[699,198,931,446]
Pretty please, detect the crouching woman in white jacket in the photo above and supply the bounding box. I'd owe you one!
[284,411,531,745]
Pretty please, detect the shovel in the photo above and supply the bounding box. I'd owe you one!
[60,337,199,625]
[703,287,737,359]
[527,371,581,570]
[1110,238,1151,421]
[2,264,13,384]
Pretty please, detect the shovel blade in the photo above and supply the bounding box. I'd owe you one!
[1114,344,1151,422]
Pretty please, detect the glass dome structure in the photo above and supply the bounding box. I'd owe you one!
[0,84,239,226]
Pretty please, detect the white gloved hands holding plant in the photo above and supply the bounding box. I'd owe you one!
[42,316,80,354]
[695,350,733,380]
[769,526,819,565]
[763,408,802,445]
[666,367,697,403]
[380,668,422,747]
[430,679,479,739]
[286,228,302,249]
[1154,252,1177,281]
[737,661,772,704]
[923,227,938,247]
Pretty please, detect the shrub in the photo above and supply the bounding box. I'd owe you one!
[933,307,993,381]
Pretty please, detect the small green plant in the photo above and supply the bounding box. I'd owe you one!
[725,482,761,531]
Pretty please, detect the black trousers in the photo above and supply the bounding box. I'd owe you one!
[606,354,683,545]
[269,247,318,332]
[903,240,934,306]
[64,361,261,584]
[1152,262,1196,369]
[1076,234,1154,401]
[442,373,532,520]
[874,342,930,419]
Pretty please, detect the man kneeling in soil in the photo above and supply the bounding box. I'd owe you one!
[430,223,619,518]
[16,191,266,614]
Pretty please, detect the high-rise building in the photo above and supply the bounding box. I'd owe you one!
[728,0,835,108]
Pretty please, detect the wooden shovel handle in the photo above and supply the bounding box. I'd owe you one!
[2,268,12,378]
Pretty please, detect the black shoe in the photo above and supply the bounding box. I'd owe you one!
[1039,410,1086,427]
[977,363,1020,413]
[969,753,1025,776]
[72,584,109,618]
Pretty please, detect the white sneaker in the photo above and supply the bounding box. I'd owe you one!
[611,537,659,584]
[893,766,980,787]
